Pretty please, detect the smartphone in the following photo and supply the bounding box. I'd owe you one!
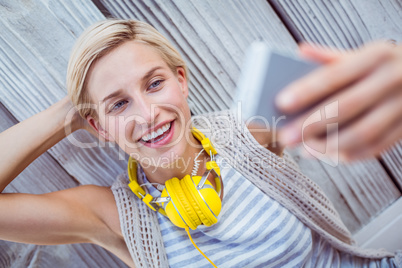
[233,42,320,128]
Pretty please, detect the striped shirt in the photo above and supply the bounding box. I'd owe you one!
[143,156,312,267]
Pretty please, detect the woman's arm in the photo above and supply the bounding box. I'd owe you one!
[247,122,284,157]
[0,96,78,191]
[0,98,131,265]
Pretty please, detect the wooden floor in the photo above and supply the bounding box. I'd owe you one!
[0,0,401,266]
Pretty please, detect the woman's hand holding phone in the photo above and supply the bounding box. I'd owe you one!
[277,42,402,161]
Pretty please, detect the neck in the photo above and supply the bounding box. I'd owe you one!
[142,134,209,184]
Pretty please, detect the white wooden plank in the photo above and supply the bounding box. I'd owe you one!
[346,0,402,43]
[269,0,389,48]
[381,141,402,190]
[354,197,402,252]
[0,0,127,187]
[0,241,126,268]
[288,145,400,233]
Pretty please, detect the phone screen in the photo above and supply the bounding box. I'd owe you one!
[233,43,319,128]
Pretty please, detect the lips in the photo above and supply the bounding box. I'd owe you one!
[141,122,171,142]
[138,120,175,148]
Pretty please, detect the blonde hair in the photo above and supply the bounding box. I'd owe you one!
[67,19,188,119]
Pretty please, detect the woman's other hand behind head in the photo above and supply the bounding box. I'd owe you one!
[61,96,106,141]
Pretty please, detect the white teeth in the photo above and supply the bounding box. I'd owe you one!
[141,122,171,142]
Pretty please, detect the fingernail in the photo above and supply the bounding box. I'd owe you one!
[276,89,295,109]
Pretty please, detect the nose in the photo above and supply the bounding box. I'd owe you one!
[132,95,161,127]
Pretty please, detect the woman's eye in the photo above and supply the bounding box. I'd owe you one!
[110,100,128,111]
[149,80,163,90]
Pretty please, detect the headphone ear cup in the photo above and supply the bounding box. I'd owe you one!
[162,177,201,230]
[181,176,222,227]
[180,176,210,226]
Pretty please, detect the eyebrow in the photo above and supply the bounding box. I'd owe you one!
[100,66,164,104]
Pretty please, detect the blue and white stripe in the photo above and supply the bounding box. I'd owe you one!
[144,157,312,267]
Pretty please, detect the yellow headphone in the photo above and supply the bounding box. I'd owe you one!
[127,127,222,230]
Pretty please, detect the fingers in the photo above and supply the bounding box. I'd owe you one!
[298,42,342,63]
[292,89,402,162]
[288,58,402,143]
[353,122,402,160]
[276,41,402,163]
[328,90,402,160]
[276,42,393,114]
[278,98,339,146]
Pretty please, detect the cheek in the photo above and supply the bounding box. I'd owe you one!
[101,115,131,143]
[116,115,136,143]
[163,93,191,124]
[103,117,120,139]
[160,87,189,111]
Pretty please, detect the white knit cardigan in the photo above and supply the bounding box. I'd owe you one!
[111,110,394,268]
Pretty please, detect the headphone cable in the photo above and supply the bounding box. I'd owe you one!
[185,226,217,268]
[191,148,205,177]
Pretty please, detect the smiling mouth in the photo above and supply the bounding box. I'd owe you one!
[140,121,173,144]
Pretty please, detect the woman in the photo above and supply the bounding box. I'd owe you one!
[0,19,401,267]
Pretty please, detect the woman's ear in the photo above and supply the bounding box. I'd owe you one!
[176,67,189,99]
[86,116,114,142]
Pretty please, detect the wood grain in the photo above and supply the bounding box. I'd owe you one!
[0,241,126,268]
[381,141,402,190]
[288,146,400,233]
[0,0,127,187]
[269,0,402,47]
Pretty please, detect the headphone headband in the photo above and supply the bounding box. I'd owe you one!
[191,128,217,156]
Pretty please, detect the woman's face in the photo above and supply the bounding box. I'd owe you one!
[86,41,192,167]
